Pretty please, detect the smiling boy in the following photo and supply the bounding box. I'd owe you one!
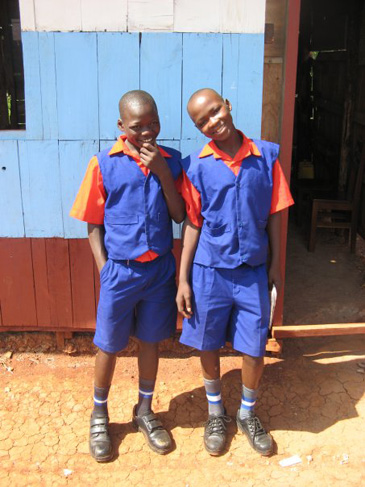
[177,88,293,456]
[70,90,185,461]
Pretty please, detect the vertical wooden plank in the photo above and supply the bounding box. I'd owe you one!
[276,0,301,325]
[0,141,24,237]
[81,0,127,31]
[46,238,73,327]
[182,34,223,139]
[98,33,139,140]
[69,239,96,329]
[34,0,82,31]
[128,0,173,31]
[38,32,58,140]
[261,62,282,143]
[31,238,51,327]
[222,34,240,125]
[59,140,99,238]
[223,33,265,138]
[140,33,182,140]
[174,0,220,33]
[21,31,43,139]
[237,34,265,138]
[55,33,99,140]
[0,238,37,327]
[19,140,64,237]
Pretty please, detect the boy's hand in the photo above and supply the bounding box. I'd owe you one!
[176,281,193,319]
[268,261,282,293]
[140,143,169,178]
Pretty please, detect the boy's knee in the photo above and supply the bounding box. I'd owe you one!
[242,353,264,368]
[138,340,159,351]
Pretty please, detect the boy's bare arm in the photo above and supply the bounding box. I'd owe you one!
[267,211,282,292]
[87,223,108,273]
[139,143,185,223]
[176,217,201,318]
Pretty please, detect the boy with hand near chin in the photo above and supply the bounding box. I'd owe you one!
[71,90,185,461]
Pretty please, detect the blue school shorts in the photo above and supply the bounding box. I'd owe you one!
[180,263,270,357]
[94,251,177,353]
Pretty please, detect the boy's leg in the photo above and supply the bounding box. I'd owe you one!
[132,340,172,454]
[89,349,117,463]
[236,353,273,455]
[201,350,230,456]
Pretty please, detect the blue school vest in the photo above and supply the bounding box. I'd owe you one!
[182,139,279,268]
[97,146,181,260]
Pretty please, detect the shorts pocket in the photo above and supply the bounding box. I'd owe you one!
[99,259,111,281]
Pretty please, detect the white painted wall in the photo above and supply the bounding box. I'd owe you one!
[19,0,266,33]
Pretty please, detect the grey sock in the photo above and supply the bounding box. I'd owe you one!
[137,378,155,416]
[204,378,224,416]
[239,385,258,420]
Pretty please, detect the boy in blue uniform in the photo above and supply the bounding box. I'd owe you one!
[71,90,185,461]
[176,88,293,456]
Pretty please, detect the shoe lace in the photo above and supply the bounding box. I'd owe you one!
[246,416,266,438]
[205,415,231,435]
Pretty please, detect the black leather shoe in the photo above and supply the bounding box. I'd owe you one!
[89,414,113,462]
[236,411,273,456]
[132,405,172,454]
[204,414,231,456]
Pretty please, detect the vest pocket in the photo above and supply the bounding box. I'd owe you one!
[204,222,230,236]
[105,215,139,225]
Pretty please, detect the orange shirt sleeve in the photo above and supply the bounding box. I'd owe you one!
[270,159,294,214]
[177,171,203,227]
[69,156,106,224]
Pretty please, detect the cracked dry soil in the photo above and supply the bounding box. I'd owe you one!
[0,334,365,487]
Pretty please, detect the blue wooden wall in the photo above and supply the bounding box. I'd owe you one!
[0,31,264,238]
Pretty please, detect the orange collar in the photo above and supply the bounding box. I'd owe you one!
[108,135,172,159]
[199,131,261,162]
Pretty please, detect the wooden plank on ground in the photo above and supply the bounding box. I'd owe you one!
[69,239,96,329]
[272,323,365,338]
[45,238,73,328]
[0,239,37,327]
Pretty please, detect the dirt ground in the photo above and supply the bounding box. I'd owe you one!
[1,333,365,487]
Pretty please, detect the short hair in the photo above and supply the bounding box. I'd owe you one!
[119,90,158,119]
[187,88,223,113]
